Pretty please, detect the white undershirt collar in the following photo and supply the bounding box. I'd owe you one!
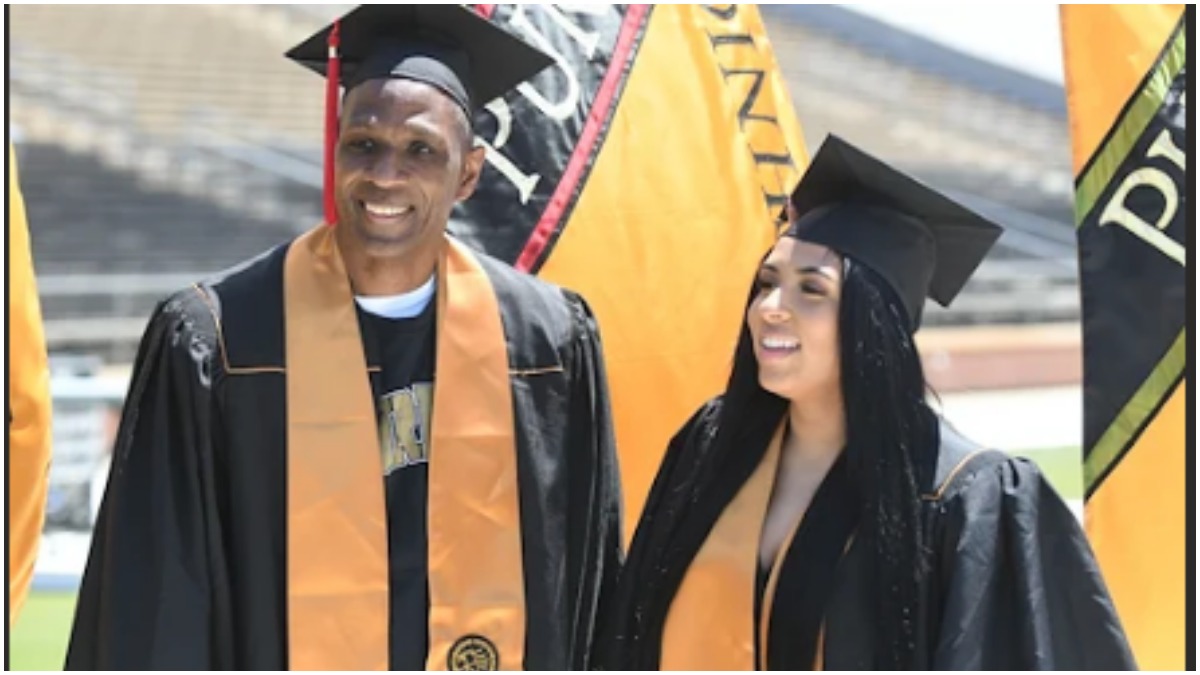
[354,275,436,319]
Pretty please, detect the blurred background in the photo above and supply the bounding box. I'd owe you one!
[8,4,1084,669]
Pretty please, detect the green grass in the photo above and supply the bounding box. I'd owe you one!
[1018,445,1084,502]
[4,448,1083,670]
[8,592,75,671]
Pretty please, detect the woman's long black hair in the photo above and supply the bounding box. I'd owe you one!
[710,251,935,669]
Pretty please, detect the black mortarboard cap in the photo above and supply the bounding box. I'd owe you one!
[284,5,553,226]
[285,5,553,114]
[785,135,1003,329]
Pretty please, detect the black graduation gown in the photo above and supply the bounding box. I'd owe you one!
[601,397,1136,670]
[64,241,623,670]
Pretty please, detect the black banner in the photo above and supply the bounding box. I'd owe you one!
[1079,65,1188,469]
[449,5,650,271]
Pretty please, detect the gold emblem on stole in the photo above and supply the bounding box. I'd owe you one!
[448,634,499,671]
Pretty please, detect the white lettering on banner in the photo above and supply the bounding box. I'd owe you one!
[508,6,585,120]
[475,5,616,204]
[477,98,542,204]
[1098,129,1187,266]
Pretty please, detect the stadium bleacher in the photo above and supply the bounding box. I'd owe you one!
[11,3,1081,362]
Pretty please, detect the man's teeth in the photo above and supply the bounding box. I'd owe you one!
[762,338,798,349]
[365,204,412,217]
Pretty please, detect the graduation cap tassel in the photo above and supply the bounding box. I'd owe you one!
[324,20,341,226]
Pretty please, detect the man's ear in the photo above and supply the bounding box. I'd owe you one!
[456,145,487,201]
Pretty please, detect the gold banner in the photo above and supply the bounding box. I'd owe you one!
[536,5,809,527]
[7,143,53,626]
[1061,5,1188,669]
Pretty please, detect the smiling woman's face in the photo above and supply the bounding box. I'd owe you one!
[747,237,843,404]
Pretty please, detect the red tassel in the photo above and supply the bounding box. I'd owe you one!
[324,21,341,227]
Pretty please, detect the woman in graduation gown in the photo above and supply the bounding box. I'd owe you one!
[600,135,1135,670]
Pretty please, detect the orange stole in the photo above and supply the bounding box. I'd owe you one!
[284,227,525,670]
[661,423,785,671]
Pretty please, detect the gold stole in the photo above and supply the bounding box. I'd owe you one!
[284,226,525,670]
[661,420,844,671]
[661,422,785,671]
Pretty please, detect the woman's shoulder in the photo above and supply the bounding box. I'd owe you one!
[922,419,1014,502]
[919,420,1135,669]
[924,417,1079,537]
[639,397,728,507]
[678,395,725,440]
[662,396,728,466]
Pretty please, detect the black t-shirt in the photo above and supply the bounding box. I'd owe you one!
[358,299,436,670]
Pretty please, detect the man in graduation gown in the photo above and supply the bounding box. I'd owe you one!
[65,6,622,671]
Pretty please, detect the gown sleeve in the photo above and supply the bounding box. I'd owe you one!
[559,291,625,671]
[65,289,231,670]
[930,455,1137,670]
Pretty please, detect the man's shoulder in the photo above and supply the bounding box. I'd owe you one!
[200,243,290,308]
[473,249,570,304]
[150,244,285,335]
[472,248,590,334]
[163,243,290,371]
[153,283,220,341]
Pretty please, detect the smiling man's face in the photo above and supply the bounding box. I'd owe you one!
[333,77,484,264]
